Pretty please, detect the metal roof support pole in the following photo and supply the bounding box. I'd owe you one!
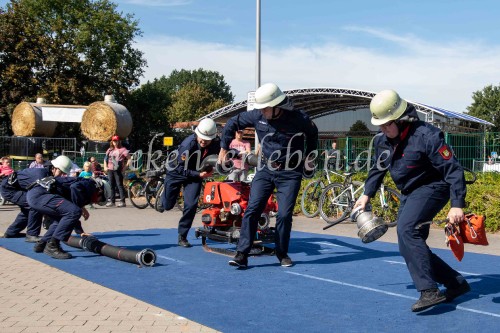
[254,0,261,152]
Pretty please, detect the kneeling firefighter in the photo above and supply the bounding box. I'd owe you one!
[354,90,470,312]
[27,155,109,259]
[0,167,50,242]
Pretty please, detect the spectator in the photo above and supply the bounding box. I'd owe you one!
[227,130,251,181]
[1,156,14,177]
[104,135,129,207]
[79,162,93,179]
[29,153,45,168]
[88,156,103,176]
[324,140,344,170]
[79,162,95,209]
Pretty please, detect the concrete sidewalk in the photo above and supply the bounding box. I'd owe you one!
[1,203,499,332]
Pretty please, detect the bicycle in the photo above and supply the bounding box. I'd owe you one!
[128,168,166,209]
[154,177,213,213]
[300,167,362,218]
[318,171,401,227]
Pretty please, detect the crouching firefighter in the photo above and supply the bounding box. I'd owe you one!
[0,167,50,242]
[27,175,109,259]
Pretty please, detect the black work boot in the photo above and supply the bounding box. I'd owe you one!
[178,235,192,248]
[228,251,248,268]
[445,279,471,302]
[43,238,72,259]
[411,288,446,312]
[33,240,47,253]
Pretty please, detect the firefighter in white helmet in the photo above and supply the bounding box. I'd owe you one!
[355,89,469,312]
[158,118,221,248]
[219,83,318,268]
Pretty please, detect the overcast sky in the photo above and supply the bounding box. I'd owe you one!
[3,0,500,112]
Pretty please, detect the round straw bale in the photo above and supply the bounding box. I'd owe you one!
[81,101,133,141]
[11,102,57,137]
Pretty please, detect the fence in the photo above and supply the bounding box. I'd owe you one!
[0,136,76,170]
[318,131,500,173]
[3,132,500,173]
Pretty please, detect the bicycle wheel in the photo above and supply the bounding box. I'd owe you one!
[319,183,351,224]
[301,179,325,218]
[128,180,149,209]
[154,184,167,212]
[145,178,162,208]
[372,186,401,228]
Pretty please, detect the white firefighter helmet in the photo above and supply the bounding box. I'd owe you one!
[50,155,72,174]
[195,118,217,140]
[370,89,408,126]
[253,83,287,109]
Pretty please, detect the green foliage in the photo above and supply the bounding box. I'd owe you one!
[127,69,234,150]
[466,84,500,132]
[347,120,371,137]
[167,82,227,122]
[434,172,500,232]
[296,171,500,233]
[163,69,234,102]
[125,79,172,151]
[0,0,146,136]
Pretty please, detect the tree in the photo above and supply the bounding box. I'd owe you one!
[126,69,234,150]
[347,120,371,136]
[125,78,172,151]
[163,69,234,103]
[0,0,146,136]
[167,82,227,122]
[466,84,500,132]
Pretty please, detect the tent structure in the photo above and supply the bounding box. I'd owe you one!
[201,87,492,133]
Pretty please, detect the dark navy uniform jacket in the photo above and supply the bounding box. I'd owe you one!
[6,168,50,191]
[39,177,97,208]
[221,109,318,165]
[364,113,466,208]
[168,134,221,179]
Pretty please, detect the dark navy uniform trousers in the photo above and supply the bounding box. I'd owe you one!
[1,179,42,237]
[397,183,461,291]
[161,173,202,238]
[237,167,302,256]
[27,186,82,242]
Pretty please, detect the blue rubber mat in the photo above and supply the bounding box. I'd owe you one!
[2,228,500,332]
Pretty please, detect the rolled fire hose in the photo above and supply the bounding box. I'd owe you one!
[65,235,156,267]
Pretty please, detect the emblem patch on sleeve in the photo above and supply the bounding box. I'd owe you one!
[438,145,452,160]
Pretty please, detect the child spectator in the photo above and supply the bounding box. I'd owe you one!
[79,161,94,209]
[0,156,14,177]
[79,161,93,179]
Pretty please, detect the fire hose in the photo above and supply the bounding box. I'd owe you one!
[65,235,156,267]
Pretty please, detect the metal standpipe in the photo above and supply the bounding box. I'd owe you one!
[65,235,156,267]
